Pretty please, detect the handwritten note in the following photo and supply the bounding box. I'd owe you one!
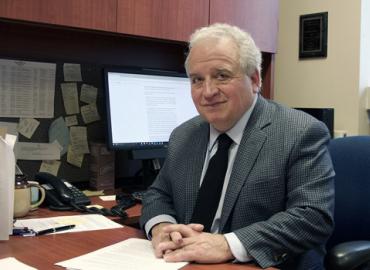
[39,160,61,176]
[70,126,89,154]
[67,145,84,168]
[61,83,79,115]
[63,63,82,82]
[65,115,78,127]
[81,103,101,124]
[80,84,98,104]
[17,118,40,139]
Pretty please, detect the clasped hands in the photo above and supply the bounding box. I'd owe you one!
[151,222,234,263]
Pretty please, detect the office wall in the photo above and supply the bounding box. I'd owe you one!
[274,0,370,136]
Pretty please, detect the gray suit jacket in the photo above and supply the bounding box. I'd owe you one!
[140,96,335,269]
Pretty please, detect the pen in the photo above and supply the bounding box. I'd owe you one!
[35,224,76,236]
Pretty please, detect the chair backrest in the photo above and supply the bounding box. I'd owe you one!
[326,136,370,249]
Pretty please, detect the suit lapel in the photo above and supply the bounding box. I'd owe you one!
[219,96,272,232]
[184,120,209,224]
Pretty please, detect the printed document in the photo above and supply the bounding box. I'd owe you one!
[0,59,56,118]
[56,238,188,270]
[14,214,122,234]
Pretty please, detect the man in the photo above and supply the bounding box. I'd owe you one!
[140,23,335,269]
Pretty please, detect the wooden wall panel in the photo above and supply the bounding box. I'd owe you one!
[117,0,209,41]
[210,0,279,53]
[0,0,117,32]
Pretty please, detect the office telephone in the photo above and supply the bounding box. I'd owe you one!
[34,172,127,218]
[35,172,91,211]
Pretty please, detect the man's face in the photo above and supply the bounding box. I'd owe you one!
[187,38,260,132]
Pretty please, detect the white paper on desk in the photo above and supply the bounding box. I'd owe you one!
[0,257,37,270]
[56,238,188,270]
[14,142,60,160]
[0,136,16,240]
[14,214,122,234]
[0,59,55,118]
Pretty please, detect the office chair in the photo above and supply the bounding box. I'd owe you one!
[325,136,370,270]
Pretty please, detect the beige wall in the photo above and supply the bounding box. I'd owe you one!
[274,0,369,136]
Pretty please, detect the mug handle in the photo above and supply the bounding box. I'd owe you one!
[28,181,46,210]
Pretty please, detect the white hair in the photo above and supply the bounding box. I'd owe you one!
[185,23,262,79]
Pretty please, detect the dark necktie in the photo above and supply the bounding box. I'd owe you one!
[191,133,233,232]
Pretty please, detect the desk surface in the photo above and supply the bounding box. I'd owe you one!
[0,197,276,270]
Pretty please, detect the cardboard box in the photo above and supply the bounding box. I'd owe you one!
[89,142,115,190]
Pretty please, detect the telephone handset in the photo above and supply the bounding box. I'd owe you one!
[35,172,91,211]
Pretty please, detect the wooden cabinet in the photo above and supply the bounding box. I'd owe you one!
[0,0,277,99]
[210,0,279,53]
[116,0,209,41]
[0,0,117,32]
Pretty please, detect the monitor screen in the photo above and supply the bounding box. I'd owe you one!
[104,68,199,153]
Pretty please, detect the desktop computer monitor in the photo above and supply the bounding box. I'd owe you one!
[294,108,334,138]
[104,67,199,160]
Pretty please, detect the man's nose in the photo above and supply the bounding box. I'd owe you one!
[203,79,218,97]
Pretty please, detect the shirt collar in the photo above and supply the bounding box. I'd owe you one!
[208,94,258,150]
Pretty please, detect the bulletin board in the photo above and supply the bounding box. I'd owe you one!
[0,59,107,183]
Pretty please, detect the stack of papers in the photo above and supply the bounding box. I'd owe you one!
[56,238,188,270]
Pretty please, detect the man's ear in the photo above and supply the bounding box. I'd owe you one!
[250,70,261,93]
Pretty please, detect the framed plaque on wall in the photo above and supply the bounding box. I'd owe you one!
[299,12,328,59]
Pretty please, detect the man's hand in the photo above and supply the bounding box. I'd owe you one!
[151,223,204,258]
[160,224,234,264]
[151,222,172,258]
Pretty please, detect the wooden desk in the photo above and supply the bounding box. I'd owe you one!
[0,197,276,270]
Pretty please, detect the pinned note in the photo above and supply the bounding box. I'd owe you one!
[61,83,79,115]
[63,63,82,82]
[65,115,78,127]
[17,118,40,139]
[39,160,61,176]
[67,145,84,168]
[80,84,98,104]
[69,126,89,154]
[81,103,100,124]
[14,142,60,160]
